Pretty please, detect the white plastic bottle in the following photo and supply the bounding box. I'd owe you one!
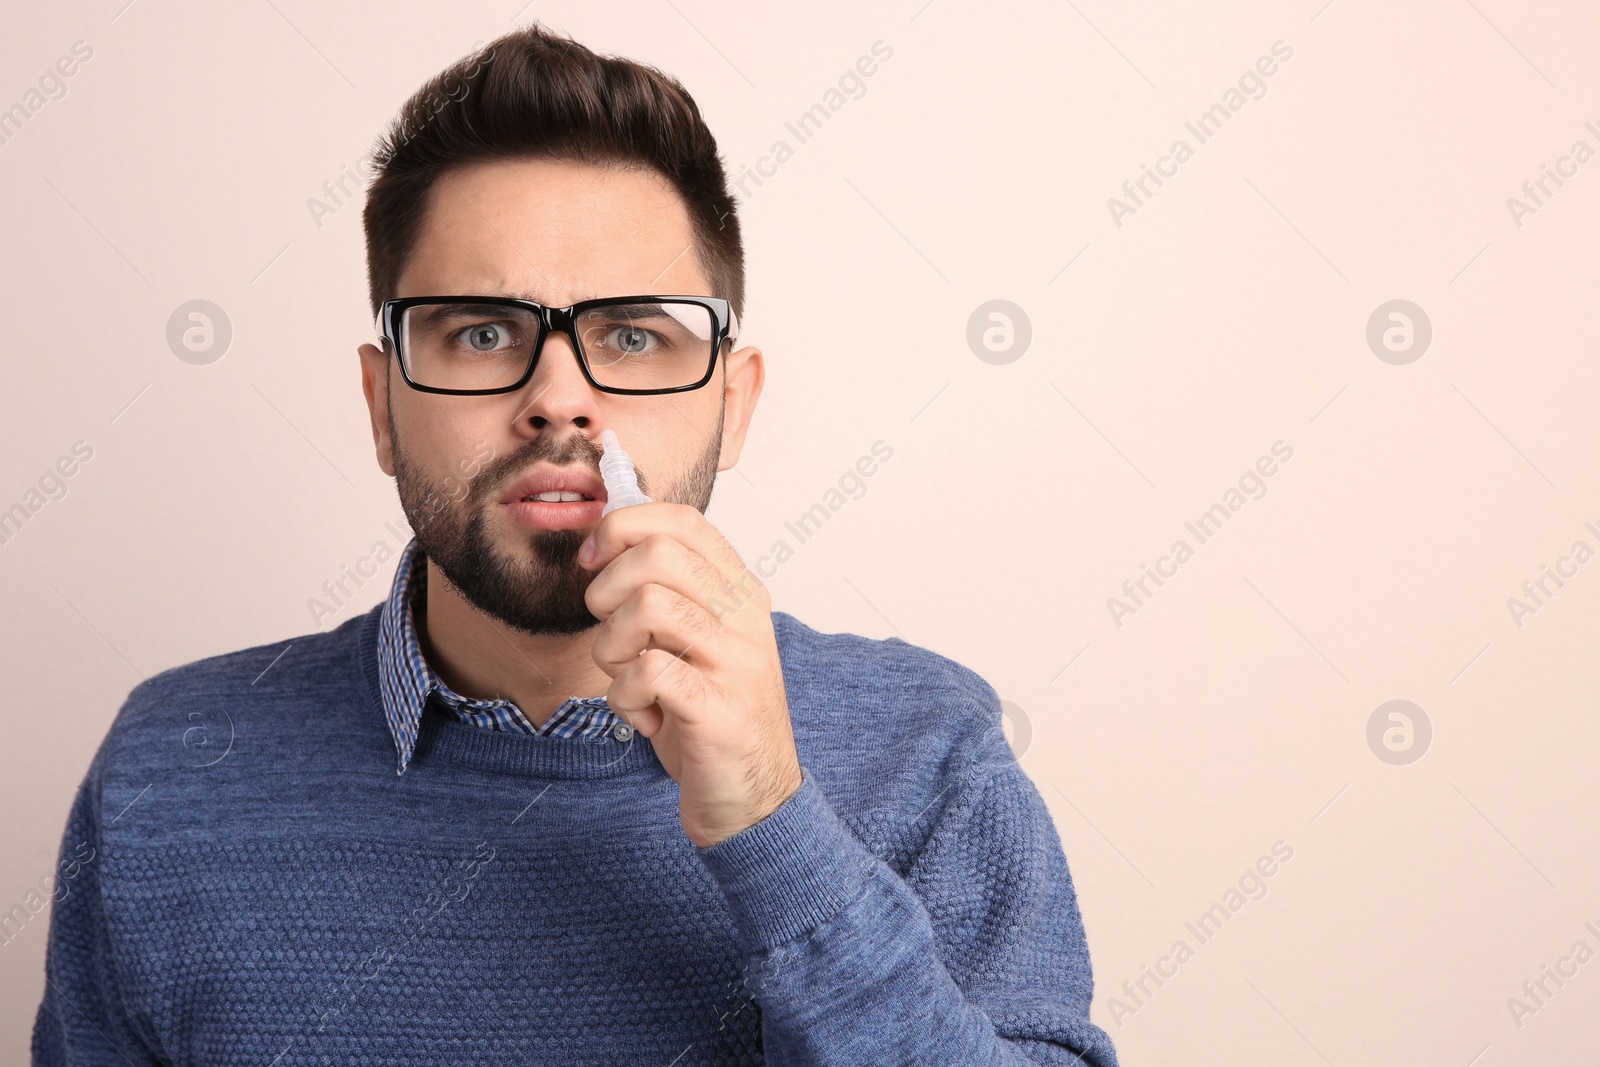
[599,429,652,516]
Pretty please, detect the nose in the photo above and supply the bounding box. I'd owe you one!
[510,329,599,436]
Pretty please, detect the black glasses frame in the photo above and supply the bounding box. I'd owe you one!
[376,294,740,396]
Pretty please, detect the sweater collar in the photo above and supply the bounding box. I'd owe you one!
[375,537,622,775]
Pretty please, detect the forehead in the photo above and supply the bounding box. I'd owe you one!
[397,157,710,303]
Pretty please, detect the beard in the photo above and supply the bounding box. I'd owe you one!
[391,407,723,637]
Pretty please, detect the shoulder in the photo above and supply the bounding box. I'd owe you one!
[772,611,1000,711]
[770,610,1009,800]
[94,608,380,789]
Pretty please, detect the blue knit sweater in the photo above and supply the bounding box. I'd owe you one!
[34,605,1119,1066]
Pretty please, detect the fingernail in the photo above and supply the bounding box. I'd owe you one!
[579,535,595,564]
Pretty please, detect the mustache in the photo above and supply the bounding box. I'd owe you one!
[471,433,649,502]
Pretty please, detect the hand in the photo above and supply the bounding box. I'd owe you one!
[579,503,803,848]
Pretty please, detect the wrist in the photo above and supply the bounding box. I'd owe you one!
[691,759,805,848]
[695,766,879,951]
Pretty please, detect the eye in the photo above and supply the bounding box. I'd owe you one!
[455,321,517,353]
[604,324,657,355]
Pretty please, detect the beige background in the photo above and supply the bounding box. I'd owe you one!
[3,0,1598,1062]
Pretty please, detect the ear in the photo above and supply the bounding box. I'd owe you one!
[715,343,764,471]
[358,341,397,477]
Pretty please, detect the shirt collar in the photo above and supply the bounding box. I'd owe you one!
[375,537,617,774]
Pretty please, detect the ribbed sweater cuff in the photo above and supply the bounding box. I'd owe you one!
[696,766,877,951]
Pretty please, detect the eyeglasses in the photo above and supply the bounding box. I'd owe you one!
[376,295,739,396]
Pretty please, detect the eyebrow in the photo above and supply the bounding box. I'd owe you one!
[403,297,722,340]
[406,303,539,332]
[484,292,713,305]
[414,295,716,318]
[585,302,678,317]
[409,299,683,320]
[491,291,605,304]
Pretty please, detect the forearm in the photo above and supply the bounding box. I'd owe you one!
[697,767,1116,1066]
[33,758,165,1067]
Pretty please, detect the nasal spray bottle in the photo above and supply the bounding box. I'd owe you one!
[599,430,651,516]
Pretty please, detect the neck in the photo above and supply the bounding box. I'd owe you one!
[413,557,613,727]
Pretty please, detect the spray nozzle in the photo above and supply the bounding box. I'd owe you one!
[599,430,652,516]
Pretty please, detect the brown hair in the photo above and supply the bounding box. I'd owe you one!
[361,23,743,323]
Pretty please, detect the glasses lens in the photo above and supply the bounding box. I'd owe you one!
[576,301,715,391]
[400,302,539,391]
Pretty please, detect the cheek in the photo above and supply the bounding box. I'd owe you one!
[615,405,718,491]
[396,396,514,475]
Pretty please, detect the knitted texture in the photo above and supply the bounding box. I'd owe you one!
[33,605,1120,1066]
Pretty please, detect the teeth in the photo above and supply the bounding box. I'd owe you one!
[526,491,589,502]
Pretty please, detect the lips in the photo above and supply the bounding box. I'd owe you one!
[500,466,607,506]
[499,464,608,533]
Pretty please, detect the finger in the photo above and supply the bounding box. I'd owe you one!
[605,698,664,740]
[606,647,718,731]
[580,501,750,584]
[585,532,746,620]
[591,582,728,676]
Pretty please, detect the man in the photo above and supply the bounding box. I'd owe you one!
[34,23,1118,1066]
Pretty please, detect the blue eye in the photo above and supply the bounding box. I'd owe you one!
[602,325,657,355]
[457,322,516,352]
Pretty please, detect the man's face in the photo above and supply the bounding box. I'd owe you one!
[357,158,761,635]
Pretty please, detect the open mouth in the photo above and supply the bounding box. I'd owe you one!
[500,463,607,532]
[521,491,595,503]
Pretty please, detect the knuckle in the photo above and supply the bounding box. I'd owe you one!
[641,533,677,568]
[636,582,675,615]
